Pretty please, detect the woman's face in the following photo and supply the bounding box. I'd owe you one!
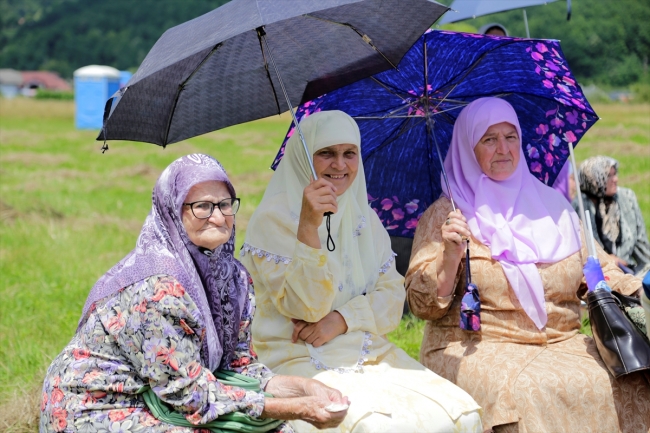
[313,143,359,196]
[473,122,520,181]
[605,166,618,196]
[182,181,234,250]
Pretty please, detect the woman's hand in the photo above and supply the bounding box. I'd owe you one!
[291,311,348,347]
[261,376,349,429]
[441,209,471,259]
[297,178,338,249]
[300,379,350,429]
[437,209,471,297]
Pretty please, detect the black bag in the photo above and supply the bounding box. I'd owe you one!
[587,289,650,378]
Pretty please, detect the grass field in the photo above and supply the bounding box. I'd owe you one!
[0,98,648,431]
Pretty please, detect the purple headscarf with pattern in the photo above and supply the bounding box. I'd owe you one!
[78,154,248,371]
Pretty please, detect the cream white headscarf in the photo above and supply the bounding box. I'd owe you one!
[243,110,393,301]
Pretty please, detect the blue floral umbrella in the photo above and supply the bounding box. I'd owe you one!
[272,30,598,237]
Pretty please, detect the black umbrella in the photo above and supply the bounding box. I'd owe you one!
[99,0,448,175]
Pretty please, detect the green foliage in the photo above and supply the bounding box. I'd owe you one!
[0,0,228,78]
[632,83,650,103]
[1,0,649,88]
[34,88,73,100]
[434,0,650,88]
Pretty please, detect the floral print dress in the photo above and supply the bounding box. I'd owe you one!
[40,274,290,433]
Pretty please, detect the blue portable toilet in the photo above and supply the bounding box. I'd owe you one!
[74,65,120,129]
[119,71,132,89]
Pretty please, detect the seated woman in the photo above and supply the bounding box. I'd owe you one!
[574,155,650,276]
[240,110,482,432]
[40,154,349,432]
[406,98,650,433]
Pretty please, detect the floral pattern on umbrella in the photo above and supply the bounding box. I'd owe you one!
[272,30,598,237]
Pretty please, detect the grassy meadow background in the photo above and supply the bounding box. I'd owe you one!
[0,98,648,431]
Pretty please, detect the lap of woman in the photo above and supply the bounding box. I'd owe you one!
[280,345,483,433]
[424,334,650,433]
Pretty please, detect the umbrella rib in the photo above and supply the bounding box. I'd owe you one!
[256,29,282,116]
[303,14,397,69]
[162,43,222,146]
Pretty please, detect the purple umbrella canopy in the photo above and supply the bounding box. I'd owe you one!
[272,30,598,237]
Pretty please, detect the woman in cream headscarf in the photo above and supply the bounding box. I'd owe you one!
[241,110,482,432]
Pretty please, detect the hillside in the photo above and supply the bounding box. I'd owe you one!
[0,0,648,87]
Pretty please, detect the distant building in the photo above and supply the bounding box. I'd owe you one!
[21,71,72,95]
[0,69,22,98]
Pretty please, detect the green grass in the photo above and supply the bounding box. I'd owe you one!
[0,99,648,429]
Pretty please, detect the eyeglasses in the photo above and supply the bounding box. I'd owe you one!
[183,198,240,219]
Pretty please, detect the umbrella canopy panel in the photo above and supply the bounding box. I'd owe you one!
[99,0,448,146]
[272,30,598,237]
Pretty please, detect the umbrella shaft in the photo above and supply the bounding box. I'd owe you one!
[259,28,318,179]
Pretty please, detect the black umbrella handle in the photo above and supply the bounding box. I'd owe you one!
[325,212,335,251]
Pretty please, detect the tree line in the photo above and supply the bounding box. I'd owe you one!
[1,0,648,88]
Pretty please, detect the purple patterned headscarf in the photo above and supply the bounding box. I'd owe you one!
[79,154,248,370]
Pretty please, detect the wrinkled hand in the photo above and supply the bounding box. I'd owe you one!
[300,379,350,429]
[291,311,348,347]
[441,209,471,259]
[300,178,338,229]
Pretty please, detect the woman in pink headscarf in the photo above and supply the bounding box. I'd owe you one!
[405,98,650,433]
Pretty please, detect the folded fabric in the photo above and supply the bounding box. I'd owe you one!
[138,370,284,433]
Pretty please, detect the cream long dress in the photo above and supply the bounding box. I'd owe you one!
[406,197,650,433]
[241,239,483,433]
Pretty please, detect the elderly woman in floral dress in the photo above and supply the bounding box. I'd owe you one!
[40,154,348,432]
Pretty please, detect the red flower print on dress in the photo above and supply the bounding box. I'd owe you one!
[41,392,48,411]
[72,348,91,360]
[156,344,180,371]
[187,360,202,379]
[152,279,186,301]
[51,407,67,432]
[108,409,128,422]
[82,370,102,384]
[51,387,65,404]
[106,311,126,333]
[179,319,195,335]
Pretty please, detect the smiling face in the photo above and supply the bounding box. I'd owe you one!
[313,143,359,196]
[473,122,521,181]
[181,181,233,250]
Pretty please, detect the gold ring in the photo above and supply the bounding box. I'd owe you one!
[445,218,451,225]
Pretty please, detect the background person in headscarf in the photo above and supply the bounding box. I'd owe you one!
[241,111,483,433]
[406,98,650,433]
[478,22,508,37]
[574,155,650,276]
[40,154,349,433]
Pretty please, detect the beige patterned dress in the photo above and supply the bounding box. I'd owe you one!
[406,197,650,433]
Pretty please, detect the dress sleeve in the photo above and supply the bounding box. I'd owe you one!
[405,199,463,321]
[226,274,276,390]
[96,275,267,425]
[335,258,405,335]
[247,240,338,322]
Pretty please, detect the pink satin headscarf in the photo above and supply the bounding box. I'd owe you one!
[442,98,581,329]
